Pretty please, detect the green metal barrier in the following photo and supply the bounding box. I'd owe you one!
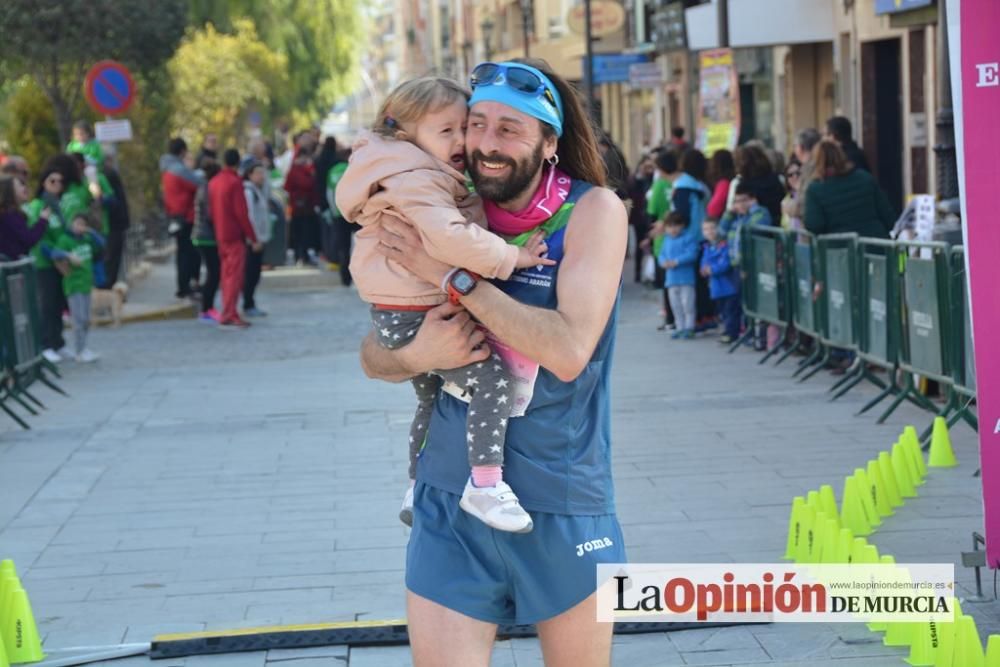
[798,233,859,383]
[787,231,828,377]
[729,225,794,364]
[831,239,896,408]
[917,246,977,438]
[0,258,65,428]
[873,241,952,426]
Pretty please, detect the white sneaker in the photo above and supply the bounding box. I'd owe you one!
[399,485,414,527]
[76,349,100,363]
[459,478,533,533]
[42,348,62,364]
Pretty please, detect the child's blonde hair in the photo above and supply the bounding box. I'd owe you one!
[373,77,469,141]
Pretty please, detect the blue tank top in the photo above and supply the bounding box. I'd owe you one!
[417,179,620,515]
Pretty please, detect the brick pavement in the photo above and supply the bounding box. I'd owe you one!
[0,267,995,666]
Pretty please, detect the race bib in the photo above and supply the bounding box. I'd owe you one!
[441,327,540,418]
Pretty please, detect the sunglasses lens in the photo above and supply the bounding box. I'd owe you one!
[470,64,500,87]
[506,68,543,93]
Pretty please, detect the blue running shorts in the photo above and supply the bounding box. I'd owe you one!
[405,482,627,625]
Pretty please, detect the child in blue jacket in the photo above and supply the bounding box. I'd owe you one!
[657,212,700,339]
[700,218,741,343]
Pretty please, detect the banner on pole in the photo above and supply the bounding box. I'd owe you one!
[694,49,740,156]
[948,0,1000,568]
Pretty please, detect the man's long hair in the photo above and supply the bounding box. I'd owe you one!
[510,58,606,187]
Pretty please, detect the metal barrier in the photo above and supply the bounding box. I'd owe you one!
[920,246,977,437]
[787,231,828,377]
[798,233,859,383]
[0,258,65,429]
[729,226,793,364]
[870,240,951,427]
[832,239,897,412]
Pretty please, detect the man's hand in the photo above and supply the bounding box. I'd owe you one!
[252,241,264,252]
[360,302,490,381]
[377,217,451,287]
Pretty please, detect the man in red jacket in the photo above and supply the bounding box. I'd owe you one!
[160,137,204,298]
[284,136,320,265]
[209,149,261,328]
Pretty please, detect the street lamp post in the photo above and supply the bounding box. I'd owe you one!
[519,0,534,58]
[480,17,495,62]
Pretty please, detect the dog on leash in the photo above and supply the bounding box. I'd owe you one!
[91,281,129,327]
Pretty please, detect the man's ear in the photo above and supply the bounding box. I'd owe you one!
[542,134,559,161]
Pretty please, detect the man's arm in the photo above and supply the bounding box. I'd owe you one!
[456,187,627,382]
[360,302,490,382]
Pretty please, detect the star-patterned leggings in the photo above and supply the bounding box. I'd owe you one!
[372,307,514,479]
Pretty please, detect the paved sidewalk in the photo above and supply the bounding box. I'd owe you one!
[0,277,995,666]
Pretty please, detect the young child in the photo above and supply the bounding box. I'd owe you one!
[645,150,680,331]
[699,218,741,343]
[336,77,553,534]
[51,213,105,363]
[657,212,700,339]
[720,181,773,268]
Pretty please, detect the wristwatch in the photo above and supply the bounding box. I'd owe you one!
[446,269,480,305]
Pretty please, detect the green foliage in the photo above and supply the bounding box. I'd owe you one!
[1,77,63,178]
[168,20,288,146]
[0,0,187,142]
[187,0,363,120]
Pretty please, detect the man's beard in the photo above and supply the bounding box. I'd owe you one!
[468,141,545,205]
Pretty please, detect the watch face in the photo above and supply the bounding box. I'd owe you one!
[453,272,476,293]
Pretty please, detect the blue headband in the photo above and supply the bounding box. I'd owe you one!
[468,63,564,137]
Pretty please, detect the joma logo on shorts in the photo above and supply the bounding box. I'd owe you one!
[576,538,614,557]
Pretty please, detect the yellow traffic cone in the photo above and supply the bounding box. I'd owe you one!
[794,504,818,564]
[953,615,985,667]
[985,634,1000,666]
[807,489,823,514]
[893,443,918,498]
[805,510,828,564]
[841,476,873,537]
[879,451,905,508]
[0,587,43,664]
[854,468,883,528]
[928,417,958,468]
[867,460,894,518]
[817,517,840,564]
[885,618,914,647]
[819,484,840,527]
[907,620,940,666]
[868,554,897,633]
[834,527,855,564]
[0,630,9,667]
[903,425,930,477]
[849,537,869,565]
[783,496,807,560]
[856,543,880,564]
[934,599,964,667]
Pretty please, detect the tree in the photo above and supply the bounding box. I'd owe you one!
[168,20,288,146]
[187,0,363,121]
[0,0,187,144]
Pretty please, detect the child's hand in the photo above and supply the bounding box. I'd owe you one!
[700,266,711,277]
[515,230,557,269]
[69,253,83,267]
[664,259,678,269]
[41,207,52,220]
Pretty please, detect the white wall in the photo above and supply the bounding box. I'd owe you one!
[686,0,835,50]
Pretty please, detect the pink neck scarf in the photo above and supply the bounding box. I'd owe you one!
[482,165,571,236]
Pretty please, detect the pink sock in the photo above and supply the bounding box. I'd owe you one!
[471,465,502,488]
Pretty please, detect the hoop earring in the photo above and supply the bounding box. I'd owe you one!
[546,154,559,167]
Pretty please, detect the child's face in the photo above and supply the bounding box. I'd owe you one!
[412,99,469,172]
[733,194,753,215]
[702,221,719,243]
[666,223,683,238]
[71,217,88,234]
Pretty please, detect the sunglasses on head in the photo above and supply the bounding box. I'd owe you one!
[470,63,560,113]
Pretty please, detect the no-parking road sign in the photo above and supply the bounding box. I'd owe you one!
[84,60,136,116]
